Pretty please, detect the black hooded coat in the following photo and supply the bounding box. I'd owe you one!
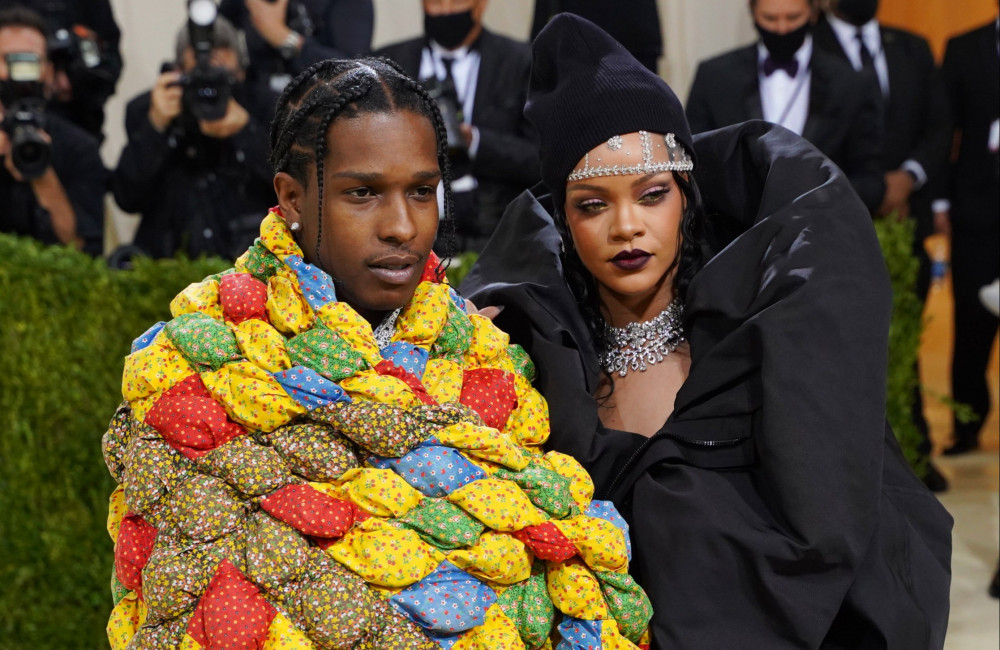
[462,121,952,649]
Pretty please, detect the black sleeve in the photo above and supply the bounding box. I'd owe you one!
[49,119,108,255]
[684,64,718,134]
[843,69,886,211]
[906,38,951,183]
[111,95,173,214]
[471,47,540,187]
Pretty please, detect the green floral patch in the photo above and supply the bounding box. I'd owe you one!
[495,462,574,519]
[165,311,242,372]
[595,570,653,643]
[286,326,370,382]
[395,498,485,550]
[431,303,474,360]
[239,240,283,283]
[507,344,536,383]
[497,562,554,649]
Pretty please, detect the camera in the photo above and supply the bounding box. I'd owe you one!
[0,52,51,180]
[47,24,114,99]
[179,0,236,121]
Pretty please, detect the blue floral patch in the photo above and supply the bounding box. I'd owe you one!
[284,254,337,311]
[273,365,351,410]
[369,443,485,497]
[131,321,166,353]
[389,561,497,635]
[380,341,430,379]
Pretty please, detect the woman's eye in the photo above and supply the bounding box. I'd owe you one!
[639,187,669,203]
[576,199,605,213]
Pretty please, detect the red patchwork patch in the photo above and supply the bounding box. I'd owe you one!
[219,273,268,325]
[260,484,359,539]
[186,559,277,649]
[459,368,518,431]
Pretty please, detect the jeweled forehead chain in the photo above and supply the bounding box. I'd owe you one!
[567,131,694,182]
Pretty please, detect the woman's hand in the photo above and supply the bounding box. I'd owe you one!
[464,299,504,321]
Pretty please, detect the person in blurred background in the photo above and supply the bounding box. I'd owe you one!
[111,15,273,260]
[686,0,886,213]
[376,0,539,253]
[219,0,373,127]
[0,6,105,255]
[935,13,1000,456]
[814,0,952,491]
[530,0,663,72]
[0,0,122,142]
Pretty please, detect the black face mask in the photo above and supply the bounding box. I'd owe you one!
[836,0,879,26]
[424,10,475,50]
[755,20,811,62]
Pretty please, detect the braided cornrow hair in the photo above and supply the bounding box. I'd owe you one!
[268,57,458,270]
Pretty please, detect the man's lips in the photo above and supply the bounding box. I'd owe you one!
[368,254,421,285]
[610,249,651,270]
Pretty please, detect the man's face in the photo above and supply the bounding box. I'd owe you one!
[422,0,486,23]
[290,110,441,323]
[751,0,813,34]
[0,26,50,85]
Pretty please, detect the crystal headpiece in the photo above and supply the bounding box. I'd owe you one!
[567,130,694,182]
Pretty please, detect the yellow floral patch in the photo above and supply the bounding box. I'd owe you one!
[201,360,304,431]
[315,302,382,365]
[263,612,315,649]
[552,516,629,573]
[435,422,529,471]
[107,484,127,542]
[328,517,444,587]
[232,319,292,373]
[447,531,532,585]
[336,468,424,518]
[267,274,314,336]
[170,278,224,320]
[546,558,608,620]
[421,359,465,403]
[452,603,525,649]
[505,375,550,449]
[463,314,511,368]
[341,372,420,407]
[447,478,547,531]
[395,282,450,347]
[121,334,195,404]
[543,451,595,508]
[106,591,147,650]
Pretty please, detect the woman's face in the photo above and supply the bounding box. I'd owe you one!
[564,132,685,319]
[277,109,441,323]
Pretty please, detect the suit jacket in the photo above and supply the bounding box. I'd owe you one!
[375,30,540,248]
[686,42,885,211]
[813,15,950,239]
[941,20,1000,235]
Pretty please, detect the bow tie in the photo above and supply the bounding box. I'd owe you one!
[762,56,799,78]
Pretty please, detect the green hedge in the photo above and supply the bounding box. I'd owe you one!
[0,228,923,648]
[873,217,926,476]
[0,234,229,648]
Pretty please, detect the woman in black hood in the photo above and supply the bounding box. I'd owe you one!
[463,13,952,649]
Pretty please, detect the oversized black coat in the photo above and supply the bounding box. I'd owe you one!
[462,121,952,649]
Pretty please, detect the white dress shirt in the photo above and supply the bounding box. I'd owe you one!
[757,35,812,136]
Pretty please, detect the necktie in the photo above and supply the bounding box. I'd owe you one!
[762,56,799,78]
[856,28,875,72]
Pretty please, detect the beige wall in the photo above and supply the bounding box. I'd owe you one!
[101,0,755,245]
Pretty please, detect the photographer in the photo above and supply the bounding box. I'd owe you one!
[219,0,373,125]
[0,0,123,142]
[0,6,106,256]
[376,0,539,253]
[111,13,273,260]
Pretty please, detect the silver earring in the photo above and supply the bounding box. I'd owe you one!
[289,222,302,232]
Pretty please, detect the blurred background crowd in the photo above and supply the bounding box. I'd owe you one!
[0,0,995,646]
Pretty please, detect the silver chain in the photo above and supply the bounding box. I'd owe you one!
[373,307,402,348]
[599,299,685,377]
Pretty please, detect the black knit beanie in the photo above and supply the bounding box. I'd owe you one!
[524,13,694,207]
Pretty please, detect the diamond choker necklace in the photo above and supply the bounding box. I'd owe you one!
[599,299,685,377]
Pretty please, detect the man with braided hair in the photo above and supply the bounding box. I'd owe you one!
[103,57,652,649]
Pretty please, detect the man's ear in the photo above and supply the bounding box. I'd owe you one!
[273,171,305,227]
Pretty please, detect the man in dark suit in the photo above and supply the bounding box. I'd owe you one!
[813,0,952,490]
[375,0,539,253]
[686,0,885,212]
[936,16,1000,455]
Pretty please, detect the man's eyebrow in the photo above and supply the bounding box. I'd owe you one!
[328,170,441,182]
